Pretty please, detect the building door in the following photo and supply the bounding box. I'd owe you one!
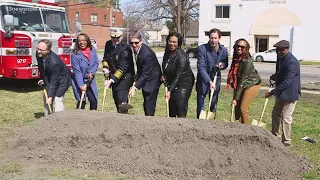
[255,37,268,52]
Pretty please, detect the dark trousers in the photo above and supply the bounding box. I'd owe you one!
[76,86,97,110]
[169,88,192,118]
[142,88,159,116]
[196,81,221,119]
[112,89,129,113]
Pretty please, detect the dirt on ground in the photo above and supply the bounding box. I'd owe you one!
[1,110,310,179]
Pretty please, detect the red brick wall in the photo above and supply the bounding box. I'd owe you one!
[59,1,123,49]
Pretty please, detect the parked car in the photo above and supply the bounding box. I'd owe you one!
[186,47,198,58]
[71,38,97,50]
[252,48,277,62]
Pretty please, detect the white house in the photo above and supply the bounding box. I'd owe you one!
[199,0,320,60]
[145,25,169,46]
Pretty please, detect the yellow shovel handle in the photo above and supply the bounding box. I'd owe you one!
[258,87,273,124]
[165,86,169,117]
[79,84,87,109]
[43,89,52,114]
[230,104,235,122]
[102,86,107,112]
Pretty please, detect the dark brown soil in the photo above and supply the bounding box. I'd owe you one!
[5,110,309,179]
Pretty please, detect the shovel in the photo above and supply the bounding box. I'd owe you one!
[199,71,218,120]
[102,75,109,112]
[78,83,87,109]
[251,83,274,128]
[78,80,91,109]
[43,88,52,114]
[165,86,169,117]
[101,85,107,112]
[230,104,235,122]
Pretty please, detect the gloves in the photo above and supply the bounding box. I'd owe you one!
[102,68,110,79]
[270,74,276,81]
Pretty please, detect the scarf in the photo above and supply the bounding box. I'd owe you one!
[81,47,91,61]
[227,55,245,90]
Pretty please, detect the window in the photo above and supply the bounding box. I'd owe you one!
[112,16,115,24]
[91,14,97,23]
[76,12,79,21]
[104,14,107,21]
[215,5,230,18]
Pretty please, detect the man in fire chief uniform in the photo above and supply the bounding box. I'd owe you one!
[102,30,134,114]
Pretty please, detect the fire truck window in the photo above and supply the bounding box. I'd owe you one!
[1,5,44,32]
[41,9,69,33]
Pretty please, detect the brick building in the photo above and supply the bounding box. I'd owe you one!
[58,1,124,49]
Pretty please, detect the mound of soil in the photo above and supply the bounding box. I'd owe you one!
[8,110,309,179]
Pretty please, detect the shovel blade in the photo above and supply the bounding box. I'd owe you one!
[251,119,267,129]
[199,110,207,120]
[206,112,215,120]
[118,103,133,111]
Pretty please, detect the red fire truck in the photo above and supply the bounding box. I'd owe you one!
[0,0,72,79]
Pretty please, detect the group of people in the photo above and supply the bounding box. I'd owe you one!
[36,28,301,146]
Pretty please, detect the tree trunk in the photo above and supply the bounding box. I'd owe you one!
[177,0,181,34]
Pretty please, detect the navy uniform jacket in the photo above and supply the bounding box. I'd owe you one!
[135,43,161,92]
[37,51,71,97]
[196,43,228,94]
[102,40,134,91]
[271,52,301,102]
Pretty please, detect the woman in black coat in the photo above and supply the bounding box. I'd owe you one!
[162,32,195,118]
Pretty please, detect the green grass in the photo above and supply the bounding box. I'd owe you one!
[0,74,319,178]
[0,163,24,174]
[300,61,320,66]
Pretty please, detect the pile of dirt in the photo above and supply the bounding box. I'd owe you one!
[7,110,309,179]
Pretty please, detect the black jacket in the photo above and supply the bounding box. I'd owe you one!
[102,40,134,90]
[135,43,161,92]
[162,48,195,92]
[37,51,71,97]
[271,52,301,102]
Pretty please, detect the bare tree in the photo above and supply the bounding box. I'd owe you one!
[77,0,120,9]
[128,0,199,39]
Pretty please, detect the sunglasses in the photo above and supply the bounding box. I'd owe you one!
[130,41,140,45]
[111,36,120,39]
[236,45,246,49]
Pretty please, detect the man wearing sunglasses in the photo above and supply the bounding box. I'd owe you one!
[128,32,161,116]
[265,40,301,146]
[36,39,72,116]
[102,30,134,114]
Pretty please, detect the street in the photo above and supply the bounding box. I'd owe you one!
[97,53,320,84]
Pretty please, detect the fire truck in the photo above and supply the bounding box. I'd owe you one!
[0,0,72,79]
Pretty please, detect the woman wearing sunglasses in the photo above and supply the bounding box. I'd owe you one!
[227,38,261,124]
[162,32,195,118]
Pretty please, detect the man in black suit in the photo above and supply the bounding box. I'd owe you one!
[128,32,162,116]
[37,39,71,116]
[265,40,301,146]
[102,30,135,114]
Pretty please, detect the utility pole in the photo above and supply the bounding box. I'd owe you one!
[107,0,112,27]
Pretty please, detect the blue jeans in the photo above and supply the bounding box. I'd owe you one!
[196,82,221,119]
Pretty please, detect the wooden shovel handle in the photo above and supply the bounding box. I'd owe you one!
[230,104,235,122]
[79,84,87,109]
[165,86,169,117]
[43,89,52,114]
[102,86,107,112]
